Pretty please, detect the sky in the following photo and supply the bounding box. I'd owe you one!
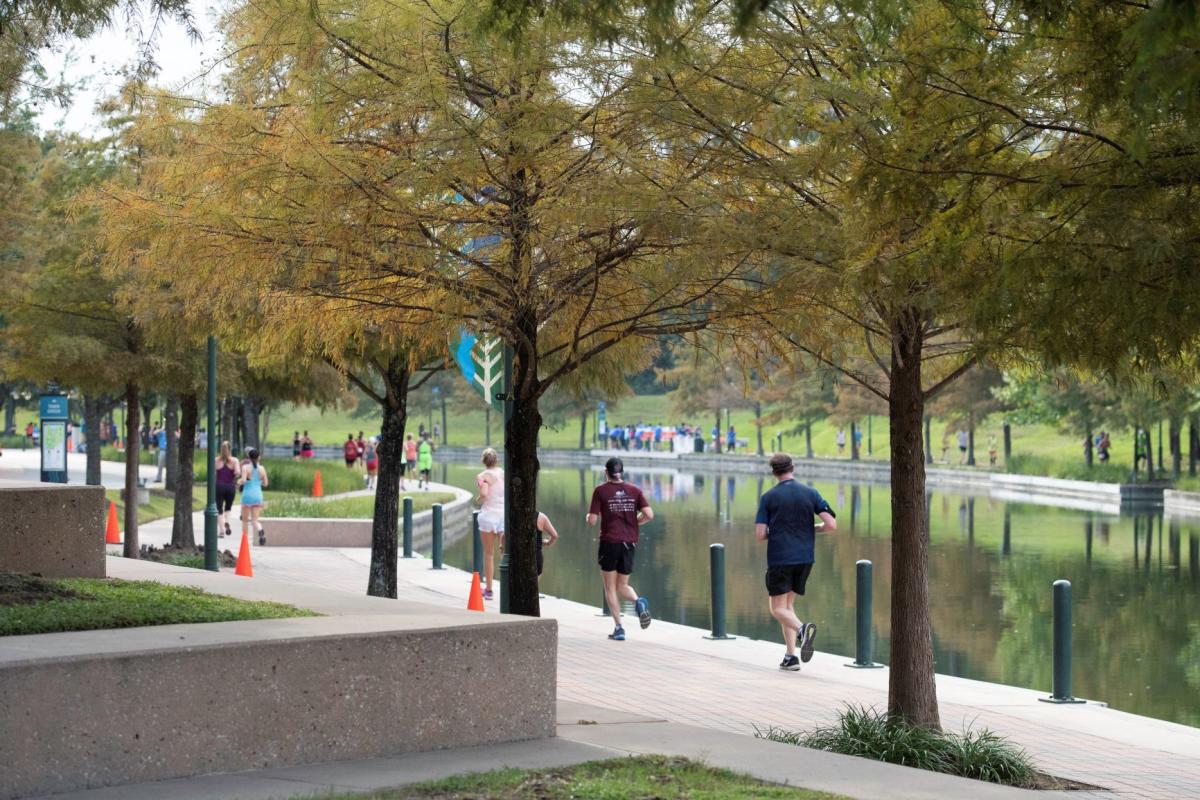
[33,0,226,134]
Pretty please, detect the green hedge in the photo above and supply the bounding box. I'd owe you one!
[1005,453,1131,483]
[195,458,364,496]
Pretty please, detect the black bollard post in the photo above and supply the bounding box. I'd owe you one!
[499,553,509,613]
[704,544,735,640]
[430,503,444,569]
[846,560,883,668]
[472,510,482,576]
[402,496,414,558]
[1040,579,1084,703]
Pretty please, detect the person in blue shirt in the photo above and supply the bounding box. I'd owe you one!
[755,453,837,671]
[154,424,169,483]
[727,424,737,453]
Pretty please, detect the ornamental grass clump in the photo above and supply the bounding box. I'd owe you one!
[755,706,1036,788]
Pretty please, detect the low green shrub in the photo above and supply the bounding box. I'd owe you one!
[1172,476,1200,493]
[267,492,456,519]
[755,706,1036,788]
[1006,453,1130,483]
[195,458,363,496]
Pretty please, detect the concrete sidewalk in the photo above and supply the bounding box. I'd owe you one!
[100,523,1200,799]
[29,700,1070,800]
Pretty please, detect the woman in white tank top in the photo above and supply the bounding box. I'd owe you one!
[476,448,505,600]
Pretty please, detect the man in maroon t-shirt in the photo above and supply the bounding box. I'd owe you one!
[587,457,654,641]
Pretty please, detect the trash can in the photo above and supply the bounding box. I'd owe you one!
[694,436,705,453]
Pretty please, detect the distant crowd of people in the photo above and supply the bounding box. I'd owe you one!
[604,422,745,453]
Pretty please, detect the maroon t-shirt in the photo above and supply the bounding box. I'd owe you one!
[589,481,649,543]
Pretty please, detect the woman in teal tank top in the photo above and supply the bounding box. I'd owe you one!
[239,448,270,546]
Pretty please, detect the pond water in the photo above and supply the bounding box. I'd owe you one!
[435,462,1200,727]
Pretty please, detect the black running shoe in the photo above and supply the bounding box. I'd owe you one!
[800,622,817,663]
[258,528,266,547]
[779,654,800,671]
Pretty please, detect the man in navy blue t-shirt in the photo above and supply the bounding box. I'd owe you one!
[756,453,837,671]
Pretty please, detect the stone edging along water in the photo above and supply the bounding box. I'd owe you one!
[262,444,1163,514]
[1163,489,1200,520]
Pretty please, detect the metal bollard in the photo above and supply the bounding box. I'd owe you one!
[704,544,735,640]
[430,503,444,569]
[846,560,883,668]
[472,510,482,576]
[1040,579,1084,703]
[499,553,509,613]
[402,497,414,558]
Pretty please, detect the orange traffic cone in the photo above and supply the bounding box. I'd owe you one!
[311,470,323,498]
[235,531,254,577]
[467,572,485,611]
[104,500,121,544]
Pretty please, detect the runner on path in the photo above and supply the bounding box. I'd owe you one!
[417,433,434,489]
[476,448,504,600]
[756,453,837,671]
[587,456,653,641]
[238,447,269,546]
[402,433,418,490]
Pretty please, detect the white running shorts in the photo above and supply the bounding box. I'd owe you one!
[478,510,504,534]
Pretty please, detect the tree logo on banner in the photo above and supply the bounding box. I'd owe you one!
[453,330,504,412]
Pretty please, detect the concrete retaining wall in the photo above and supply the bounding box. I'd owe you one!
[1164,489,1200,519]
[261,490,473,550]
[0,480,105,578]
[0,569,557,799]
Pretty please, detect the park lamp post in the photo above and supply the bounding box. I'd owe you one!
[204,336,219,571]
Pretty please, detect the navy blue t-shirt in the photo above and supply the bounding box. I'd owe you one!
[755,479,835,566]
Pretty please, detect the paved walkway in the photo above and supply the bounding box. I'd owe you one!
[0,448,155,489]
[117,515,1200,800]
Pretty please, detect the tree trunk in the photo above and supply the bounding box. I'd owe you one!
[1170,415,1182,479]
[755,400,764,456]
[1157,420,1164,474]
[805,422,813,459]
[887,319,940,730]
[172,393,198,549]
[164,395,180,492]
[1003,422,1012,465]
[3,390,15,435]
[923,415,932,465]
[140,397,154,450]
[850,420,859,461]
[966,423,975,466]
[83,395,104,486]
[367,361,409,599]
[123,382,140,558]
[714,410,722,453]
[1085,424,1094,468]
[261,406,271,448]
[242,396,261,452]
[1190,415,1198,477]
[579,410,587,450]
[221,396,234,451]
[507,316,542,618]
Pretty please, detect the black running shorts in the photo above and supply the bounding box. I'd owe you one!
[597,540,636,575]
[766,563,814,596]
[216,484,236,513]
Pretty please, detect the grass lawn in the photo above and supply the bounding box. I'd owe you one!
[103,488,205,526]
[0,575,317,636]
[302,756,842,800]
[266,492,457,518]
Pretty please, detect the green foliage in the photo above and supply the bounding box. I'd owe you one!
[194,458,364,496]
[0,577,316,636]
[1005,454,1131,484]
[756,706,1036,788]
[101,445,156,465]
[266,493,455,519]
[313,755,838,799]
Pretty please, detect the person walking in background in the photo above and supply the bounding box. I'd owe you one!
[238,447,269,546]
[215,441,240,538]
[154,423,168,483]
[957,429,969,464]
[756,453,837,671]
[364,437,379,490]
[403,433,418,490]
[727,424,737,453]
[940,430,950,463]
[476,448,505,600]
[1099,431,1112,463]
[536,511,559,582]
[355,430,367,471]
[836,427,846,456]
[988,434,998,467]
[301,430,313,459]
[343,433,358,469]
[292,430,301,461]
[587,456,653,641]
[417,432,434,489]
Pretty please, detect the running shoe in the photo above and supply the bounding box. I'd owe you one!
[635,597,652,629]
[608,625,626,641]
[800,622,817,663]
[483,588,493,600]
[224,523,231,538]
[258,528,266,547]
[779,654,801,671]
